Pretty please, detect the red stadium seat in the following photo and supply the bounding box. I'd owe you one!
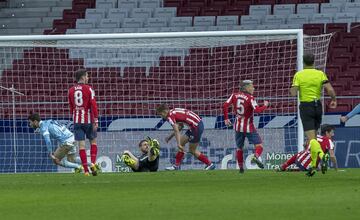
[177,7,200,16]
[164,0,184,7]
[223,6,248,16]
[326,23,347,34]
[209,0,232,7]
[201,7,223,16]
[184,0,208,7]
[303,24,324,35]
[254,0,276,5]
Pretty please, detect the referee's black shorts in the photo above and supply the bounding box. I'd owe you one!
[299,100,322,132]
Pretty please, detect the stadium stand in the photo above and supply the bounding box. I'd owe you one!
[1,0,360,117]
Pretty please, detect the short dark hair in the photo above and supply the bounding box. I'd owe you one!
[156,104,168,114]
[138,139,147,147]
[303,53,315,66]
[320,124,335,135]
[75,69,87,82]
[28,113,41,122]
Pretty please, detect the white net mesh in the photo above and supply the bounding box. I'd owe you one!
[0,32,332,172]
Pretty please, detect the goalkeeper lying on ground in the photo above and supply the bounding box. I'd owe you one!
[121,137,160,172]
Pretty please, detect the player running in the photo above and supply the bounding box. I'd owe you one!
[121,137,160,172]
[278,124,337,173]
[28,113,93,173]
[156,104,215,170]
[68,69,100,176]
[223,80,269,173]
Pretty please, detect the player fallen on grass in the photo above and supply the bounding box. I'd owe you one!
[156,104,215,171]
[121,137,160,172]
[28,113,96,173]
[278,124,337,172]
[223,80,269,173]
[340,103,360,123]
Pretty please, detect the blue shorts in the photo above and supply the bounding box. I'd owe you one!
[74,123,97,141]
[235,131,262,149]
[185,120,204,144]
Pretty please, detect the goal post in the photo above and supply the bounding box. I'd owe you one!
[0,30,332,173]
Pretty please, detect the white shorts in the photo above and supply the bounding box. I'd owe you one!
[60,136,76,155]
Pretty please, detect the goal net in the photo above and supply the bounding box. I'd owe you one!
[0,31,332,173]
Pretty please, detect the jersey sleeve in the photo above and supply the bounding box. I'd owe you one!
[89,86,99,123]
[167,115,176,126]
[292,72,300,87]
[223,94,234,120]
[252,97,267,113]
[40,126,52,153]
[321,71,329,84]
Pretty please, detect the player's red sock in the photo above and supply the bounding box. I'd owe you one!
[282,154,297,170]
[197,153,211,165]
[79,149,89,173]
[236,149,244,168]
[255,145,263,158]
[90,144,98,164]
[175,151,185,166]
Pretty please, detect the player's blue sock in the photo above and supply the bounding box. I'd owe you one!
[75,157,92,166]
[60,159,81,169]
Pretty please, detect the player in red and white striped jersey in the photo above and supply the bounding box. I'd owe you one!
[156,104,215,170]
[68,69,99,176]
[279,124,337,172]
[223,80,269,173]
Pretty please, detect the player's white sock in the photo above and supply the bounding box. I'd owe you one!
[60,159,81,169]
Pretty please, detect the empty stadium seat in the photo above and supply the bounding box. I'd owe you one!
[169,17,192,27]
[216,16,238,26]
[193,16,216,26]
[310,14,333,24]
[297,4,319,14]
[241,15,262,25]
[121,18,144,28]
[249,5,271,16]
[100,18,121,28]
[76,19,97,29]
[321,3,343,14]
[108,8,130,19]
[273,4,295,15]
[344,2,360,13]
[303,23,325,35]
[118,0,138,9]
[145,17,168,27]
[85,9,106,20]
[263,15,286,25]
[96,0,117,9]
[334,13,357,24]
[184,26,208,31]
[153,7,177,18]
[139,0,162,8]
[287,14,310,25]
[130,8,153,18]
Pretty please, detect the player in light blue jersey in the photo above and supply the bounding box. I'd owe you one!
[28,113,93,173]
[340,103,360,123]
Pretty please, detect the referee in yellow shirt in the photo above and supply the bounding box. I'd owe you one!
[290,53,337,177]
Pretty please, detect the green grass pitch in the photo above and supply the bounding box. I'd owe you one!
[0,169,359,220]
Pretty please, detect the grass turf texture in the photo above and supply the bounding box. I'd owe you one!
[0,169,359,220]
